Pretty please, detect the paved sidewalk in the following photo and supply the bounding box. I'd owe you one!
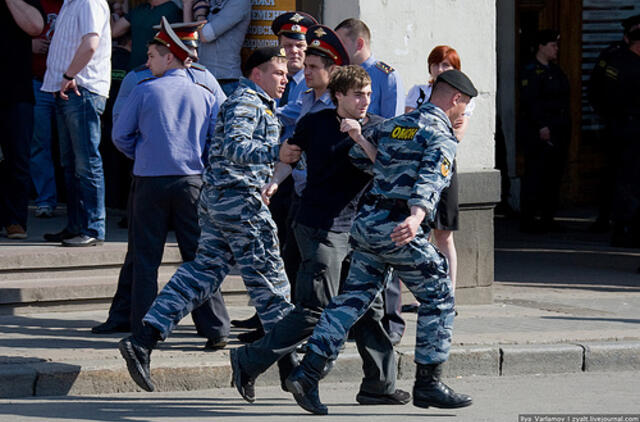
[1,212,640,398]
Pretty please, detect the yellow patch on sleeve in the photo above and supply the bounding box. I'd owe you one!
[390,126,418,140]
[441,157,451,177]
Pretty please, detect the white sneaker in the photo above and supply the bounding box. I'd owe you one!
[35,206,54,218]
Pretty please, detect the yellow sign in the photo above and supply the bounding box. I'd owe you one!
[243,0,296,50]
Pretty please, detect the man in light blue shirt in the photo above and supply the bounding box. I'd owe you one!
[335,18,404,118]
[109,19,229,349]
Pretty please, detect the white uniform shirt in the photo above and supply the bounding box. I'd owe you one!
[406,83,476,117]
[41,0,111,97]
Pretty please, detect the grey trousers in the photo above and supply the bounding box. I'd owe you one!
[237,222,396,395]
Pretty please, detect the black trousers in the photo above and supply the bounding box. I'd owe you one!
[106,176,229,339]
[0,102,33,229]
[237,223,396,395]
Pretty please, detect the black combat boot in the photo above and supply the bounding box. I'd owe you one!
[118,328,159,393]
[277,351,300,392]
[413,363,473,409]
[229,348,255,403]
[285,351,329,415]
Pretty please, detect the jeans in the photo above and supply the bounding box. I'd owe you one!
[0,101,33,228]
[30,79,57,209]
[55,86,107,239]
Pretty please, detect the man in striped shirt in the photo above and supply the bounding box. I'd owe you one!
[41,0,111,247]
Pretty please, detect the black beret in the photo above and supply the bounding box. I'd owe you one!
[435,69,478,98]
[271,11,318,40]
[536,29,560,46]
[622,14,640,33]
[243,47,287,75]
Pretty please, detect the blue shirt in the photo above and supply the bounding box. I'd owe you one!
[112,68,219,177]
[278,89,335,195]
[198,0,251,79]
[112,64,227,124]
[276,68,307,108]
[361,55,405,118]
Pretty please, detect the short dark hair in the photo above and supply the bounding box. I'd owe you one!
[148,40,172,56]
[335,18,371,45]
[306,49,335,68]
[328,65,371,104]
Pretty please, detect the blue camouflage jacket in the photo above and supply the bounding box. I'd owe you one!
[204,77,281,190]
[350,102,457,221]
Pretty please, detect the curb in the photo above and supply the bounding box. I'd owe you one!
[2,341,640,399]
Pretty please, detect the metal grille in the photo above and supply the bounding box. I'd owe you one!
[581,0,639,131]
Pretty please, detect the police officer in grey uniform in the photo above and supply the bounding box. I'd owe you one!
[92,22,230,346]
[229,44,409,407]
[284,70,477,415]
[334,17,406,345]
[118,46,301,393]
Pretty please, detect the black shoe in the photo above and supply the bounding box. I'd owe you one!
[43,228,79,242]
[204,337,228,351]
[91,320,130,334]
[62,235,104,247]
[229,348,255,403]
[413,363,472,409]
[237,327,265,343]
[285,351,329,415]
[118,336,154,392]
[230,313,261,329]
[388,331,402,346]
[356,388,411,405]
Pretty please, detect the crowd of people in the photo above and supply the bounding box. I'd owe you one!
[2,0,638,415]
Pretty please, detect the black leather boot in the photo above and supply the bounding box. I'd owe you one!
[413,363,473,409]
[277,351,300,392]
[285,351,329,415]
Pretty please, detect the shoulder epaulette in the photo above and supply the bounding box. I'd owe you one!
[245,88,257,95]
[195,82,213,94]
[133,64,149,73]
[375,60,394,75]
[190,62,206,72]
[137,77,155,85]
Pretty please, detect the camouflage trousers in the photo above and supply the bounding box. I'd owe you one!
[307,204,455,365]
[143,185,294,338]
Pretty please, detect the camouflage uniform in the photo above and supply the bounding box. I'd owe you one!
[142,77,294,338]
[306,102,457,365]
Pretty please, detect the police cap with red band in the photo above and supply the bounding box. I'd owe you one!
[305,24,350,66]
[152,17,200,62]
[271,11,318,40]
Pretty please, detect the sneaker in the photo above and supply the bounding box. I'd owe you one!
[6,224,27,239]
[35,206,54,218]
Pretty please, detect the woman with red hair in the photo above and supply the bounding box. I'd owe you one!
[404,45,476,298]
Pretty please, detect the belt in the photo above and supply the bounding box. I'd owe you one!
[363,194,409,213]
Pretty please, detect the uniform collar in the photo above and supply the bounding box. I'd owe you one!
[421,102,455,134]
[362,55,376,68]
[292,68,305,84]
[162,68,188,78]
[239,77,276,108]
